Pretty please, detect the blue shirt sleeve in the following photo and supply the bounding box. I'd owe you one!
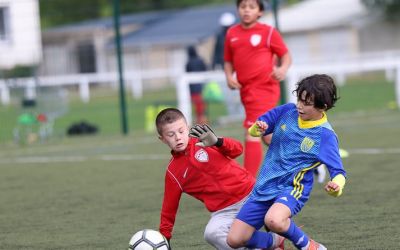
[257,103,296,135]
[319,128,346,179]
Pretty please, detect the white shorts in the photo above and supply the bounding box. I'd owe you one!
[204,195,254,250]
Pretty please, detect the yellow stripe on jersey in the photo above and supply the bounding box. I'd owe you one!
[291,162,321,199]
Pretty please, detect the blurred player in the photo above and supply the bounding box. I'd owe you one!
[186,46,208,124]
[224,0,292,176]
[155,108,284,250]
[226,74,347,250]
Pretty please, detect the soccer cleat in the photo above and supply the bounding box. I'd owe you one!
[307,239,327,250]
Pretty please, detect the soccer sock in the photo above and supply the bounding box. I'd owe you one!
[245,231,273,249]
[281,219,309,249]
[191,93,207,123]
[244,140,263,177]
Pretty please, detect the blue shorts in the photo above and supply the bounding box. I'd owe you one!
[237,194,306,230]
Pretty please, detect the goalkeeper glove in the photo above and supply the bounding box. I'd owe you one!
[189,124,221,147]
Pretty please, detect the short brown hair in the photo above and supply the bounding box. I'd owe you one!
[293,74,339,110]
[236,0,265,11]
[155,108,186,135]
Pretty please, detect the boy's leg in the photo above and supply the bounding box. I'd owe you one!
[191,93,207,124]
[266,196,326,250]
[244,133,263,177]
[204,196,251,250]
[228,198,282,249]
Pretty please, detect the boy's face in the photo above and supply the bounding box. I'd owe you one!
[238,0,262,27]
[159,118,189,152]
[296,91,325,121]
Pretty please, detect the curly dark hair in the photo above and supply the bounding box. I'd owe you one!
[155,108,186,135]
[293,74,339,110]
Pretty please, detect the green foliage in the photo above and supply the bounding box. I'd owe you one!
[39,0,232,28]
[362,0,400,20]
[0,65,36,78]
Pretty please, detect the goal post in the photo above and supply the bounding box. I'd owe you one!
[176,71,244,125]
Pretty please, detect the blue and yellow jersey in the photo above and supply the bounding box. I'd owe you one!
[251,103,346,202]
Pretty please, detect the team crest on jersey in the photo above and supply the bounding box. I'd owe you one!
[195,149,209,162]
[300,137,315,152]
[250,34,261,46]
[281,124,286,131]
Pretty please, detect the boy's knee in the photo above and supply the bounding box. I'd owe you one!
[265,217,286,233]
[226,234,246,249]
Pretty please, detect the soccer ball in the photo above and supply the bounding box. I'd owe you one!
[129,229,170,250]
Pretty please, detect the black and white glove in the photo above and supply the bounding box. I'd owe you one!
[189,124,222,147]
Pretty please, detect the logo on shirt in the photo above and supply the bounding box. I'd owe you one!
[281,124,286,131]
[250,34,261,46]
[300,137,315,152]
[279,196,288,202]
[195,149,209,162]
[231,37,239,42]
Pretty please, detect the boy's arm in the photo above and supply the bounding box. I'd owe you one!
[249,103,296,137]
[319,129,347,197]
[272,52,292,81]
[159,171,183,240]
[224,61,241,89]
[216,137,243,159]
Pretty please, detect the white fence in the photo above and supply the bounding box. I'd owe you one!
[0,69,177,105]
[177,52,400,123]
[286,51,400,105]
[1,51,400,124]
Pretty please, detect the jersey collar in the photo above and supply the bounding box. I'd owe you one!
[298,112,327,129]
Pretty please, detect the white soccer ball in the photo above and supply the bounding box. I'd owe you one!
[129,229,170,250]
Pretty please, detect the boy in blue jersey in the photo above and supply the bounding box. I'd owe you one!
[226,74,346,250]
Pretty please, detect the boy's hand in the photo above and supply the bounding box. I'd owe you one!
[325,181,342,196]
[271,66,287,81]
[227,78,242,89]
[325,174,346,197]
[189,124,218,147]
[248,121,268,137]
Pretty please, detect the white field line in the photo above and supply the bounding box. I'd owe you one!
[0,154,170,165]
[0,148,399,165]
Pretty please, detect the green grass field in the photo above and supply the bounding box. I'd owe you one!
[0,74,399,249]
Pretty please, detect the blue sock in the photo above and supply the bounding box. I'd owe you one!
[246,231,274,248]
[281,220,309,249]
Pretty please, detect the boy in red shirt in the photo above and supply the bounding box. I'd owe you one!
[224,0,292,176]
[156,108,283,249]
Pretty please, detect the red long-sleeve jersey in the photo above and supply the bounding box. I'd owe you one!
[224,22,288,84]
[159,137,255,240]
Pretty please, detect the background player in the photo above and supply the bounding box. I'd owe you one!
[224,0,292,176]
[186,46,208,124]
[226,74,347,250]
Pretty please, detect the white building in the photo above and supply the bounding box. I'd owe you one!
[261,0,400,64]
[0,0,42,69]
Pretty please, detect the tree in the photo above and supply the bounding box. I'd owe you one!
[39,0,231,28]
[362,0,400,20]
